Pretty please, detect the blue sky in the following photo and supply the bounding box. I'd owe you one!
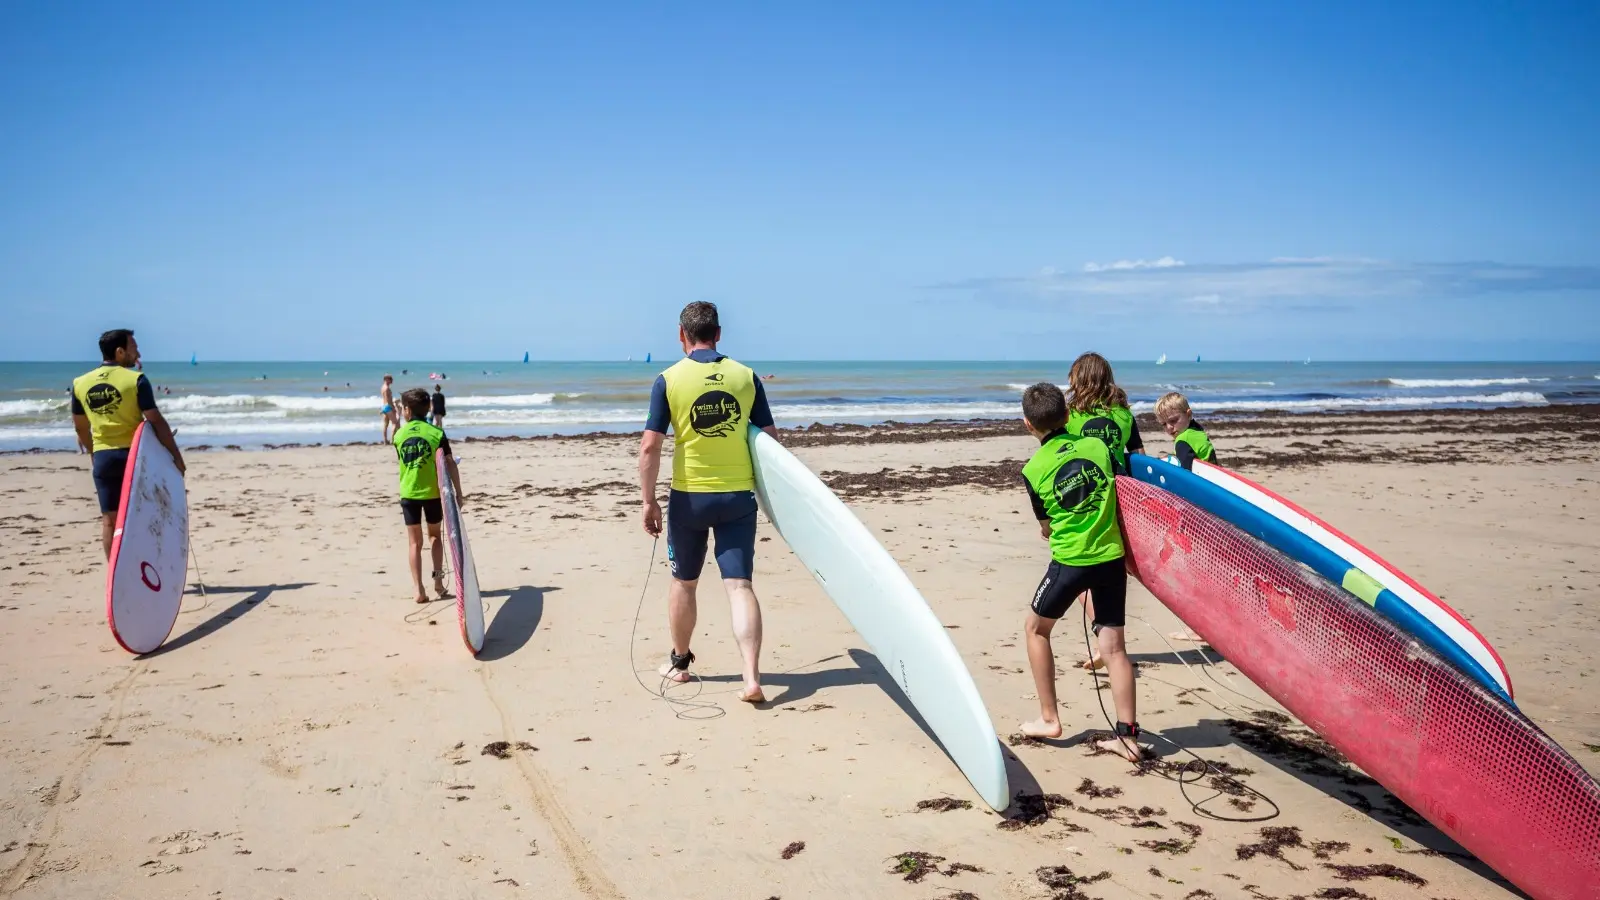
[1,2,1596,361]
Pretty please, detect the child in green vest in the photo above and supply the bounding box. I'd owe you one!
[393,388,464,605]
[1156,391,1215,645]
[1155,391,1218,470]
[1066,352,1144,474]
[1066,352,1143,672]
[1018,382,1146,762]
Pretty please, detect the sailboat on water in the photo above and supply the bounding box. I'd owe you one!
[645,352,652,363]
[522,351,529,364]
[1156,354,1167,365]
[190,353,197,366]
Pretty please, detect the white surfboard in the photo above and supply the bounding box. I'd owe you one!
[748,426,1009,810]
[106,422,188,654]
[438,448,483,656]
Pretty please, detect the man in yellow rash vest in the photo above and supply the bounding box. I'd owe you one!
[637,302,778,704]
[70,329,186,559]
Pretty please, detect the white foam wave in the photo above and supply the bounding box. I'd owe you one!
[1005,383,1069,392]
[0,398,68,417]
[774,401,1020,421]
[1132,391,1548,413]
[1384,377,1548,388]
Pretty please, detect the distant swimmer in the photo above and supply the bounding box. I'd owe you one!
[431,384,446,428]
[638,301,778,704]
[380,375,399,442]
[70,329,186,559]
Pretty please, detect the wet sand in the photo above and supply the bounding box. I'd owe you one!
[1,405,1596,898]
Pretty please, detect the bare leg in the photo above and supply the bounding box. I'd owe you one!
[101,513,116,560]
[658,577,698,682]
[1020,611,1063,737]
[1094,626,1145,761]
[429,523,446,597]
[406,524,427,603]
[1079,592,1105,669]
[724,577,764,702]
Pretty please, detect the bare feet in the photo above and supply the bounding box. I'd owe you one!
[657,662,692,683]
[739,684,766,703]
[413,593,429,605]
[433,573,450,600]
[1081,654,1106,671]
[1019,718,1063,739]
[1169,629,1205,643]
[1096,734,1151,763]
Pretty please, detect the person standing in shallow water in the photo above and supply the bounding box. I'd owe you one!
[70,329,186,559]
[637,302,778,703]
[380,375,398,442]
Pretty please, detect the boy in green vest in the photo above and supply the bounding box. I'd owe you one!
[1155,390,1215,645]
[70,329,186,559]
[1155,391,1218,470]
[638,302,778,704]
[393,388,464,605]
[1018,382,1146,762]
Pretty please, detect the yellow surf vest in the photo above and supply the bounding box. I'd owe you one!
[72,365,146,452]
[662,356,757,492]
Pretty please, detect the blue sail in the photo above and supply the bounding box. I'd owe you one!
[645,352,652,363]
[190,353,197,366]
[522,351,529,363]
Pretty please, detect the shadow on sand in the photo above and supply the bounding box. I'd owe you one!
[477,585,559,661]
[142,582,314,658]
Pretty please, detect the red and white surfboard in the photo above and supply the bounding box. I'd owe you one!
[106,422,188,654]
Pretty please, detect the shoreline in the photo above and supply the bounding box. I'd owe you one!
[5,401,1597,457]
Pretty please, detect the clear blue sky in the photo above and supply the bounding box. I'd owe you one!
[1,1,1596,361]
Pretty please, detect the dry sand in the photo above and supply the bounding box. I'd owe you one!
[1,406,1597,899]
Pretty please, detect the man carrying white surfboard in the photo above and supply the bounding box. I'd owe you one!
[71,329,186,559]
[638,302,778,704]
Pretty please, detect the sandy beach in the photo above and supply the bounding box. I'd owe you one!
[2,404,1597,900]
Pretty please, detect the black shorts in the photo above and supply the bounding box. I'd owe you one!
[1031,558,1128,626]
[666,489,758,581]
[401,498,444,527]
[92,448,131,515]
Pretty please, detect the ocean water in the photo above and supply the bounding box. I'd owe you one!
[3,359,1596,452]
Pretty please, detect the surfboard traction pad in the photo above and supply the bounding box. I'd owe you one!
[1116,476,1600,900]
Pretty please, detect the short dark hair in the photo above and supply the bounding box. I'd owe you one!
[679,301,720,344]
[400,388,431,419]
[1022,382,1067,432]
[99,329,134,361]
[433,384,442,392]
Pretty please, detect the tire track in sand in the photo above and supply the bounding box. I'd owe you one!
[479,665,624,899]
[1,662,147,895]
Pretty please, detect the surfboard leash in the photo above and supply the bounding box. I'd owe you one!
[1079,604,1280,823]
[628,536,726,721]
[181,535,212,615]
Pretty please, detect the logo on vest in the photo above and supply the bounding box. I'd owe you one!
[1077,416,1123,450]
[85,382,123,415]
[703,372,725,383]
[1052,457,1109,515]
[398,435,433,468]
[690,390,742,437]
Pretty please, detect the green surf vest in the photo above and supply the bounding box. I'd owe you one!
[72,364,145,452]
[1022,431,1125,566]
[1175,425,1215,463]
[662,356,758,492]
[394,419,445,501]
[1067,405,1136,471]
